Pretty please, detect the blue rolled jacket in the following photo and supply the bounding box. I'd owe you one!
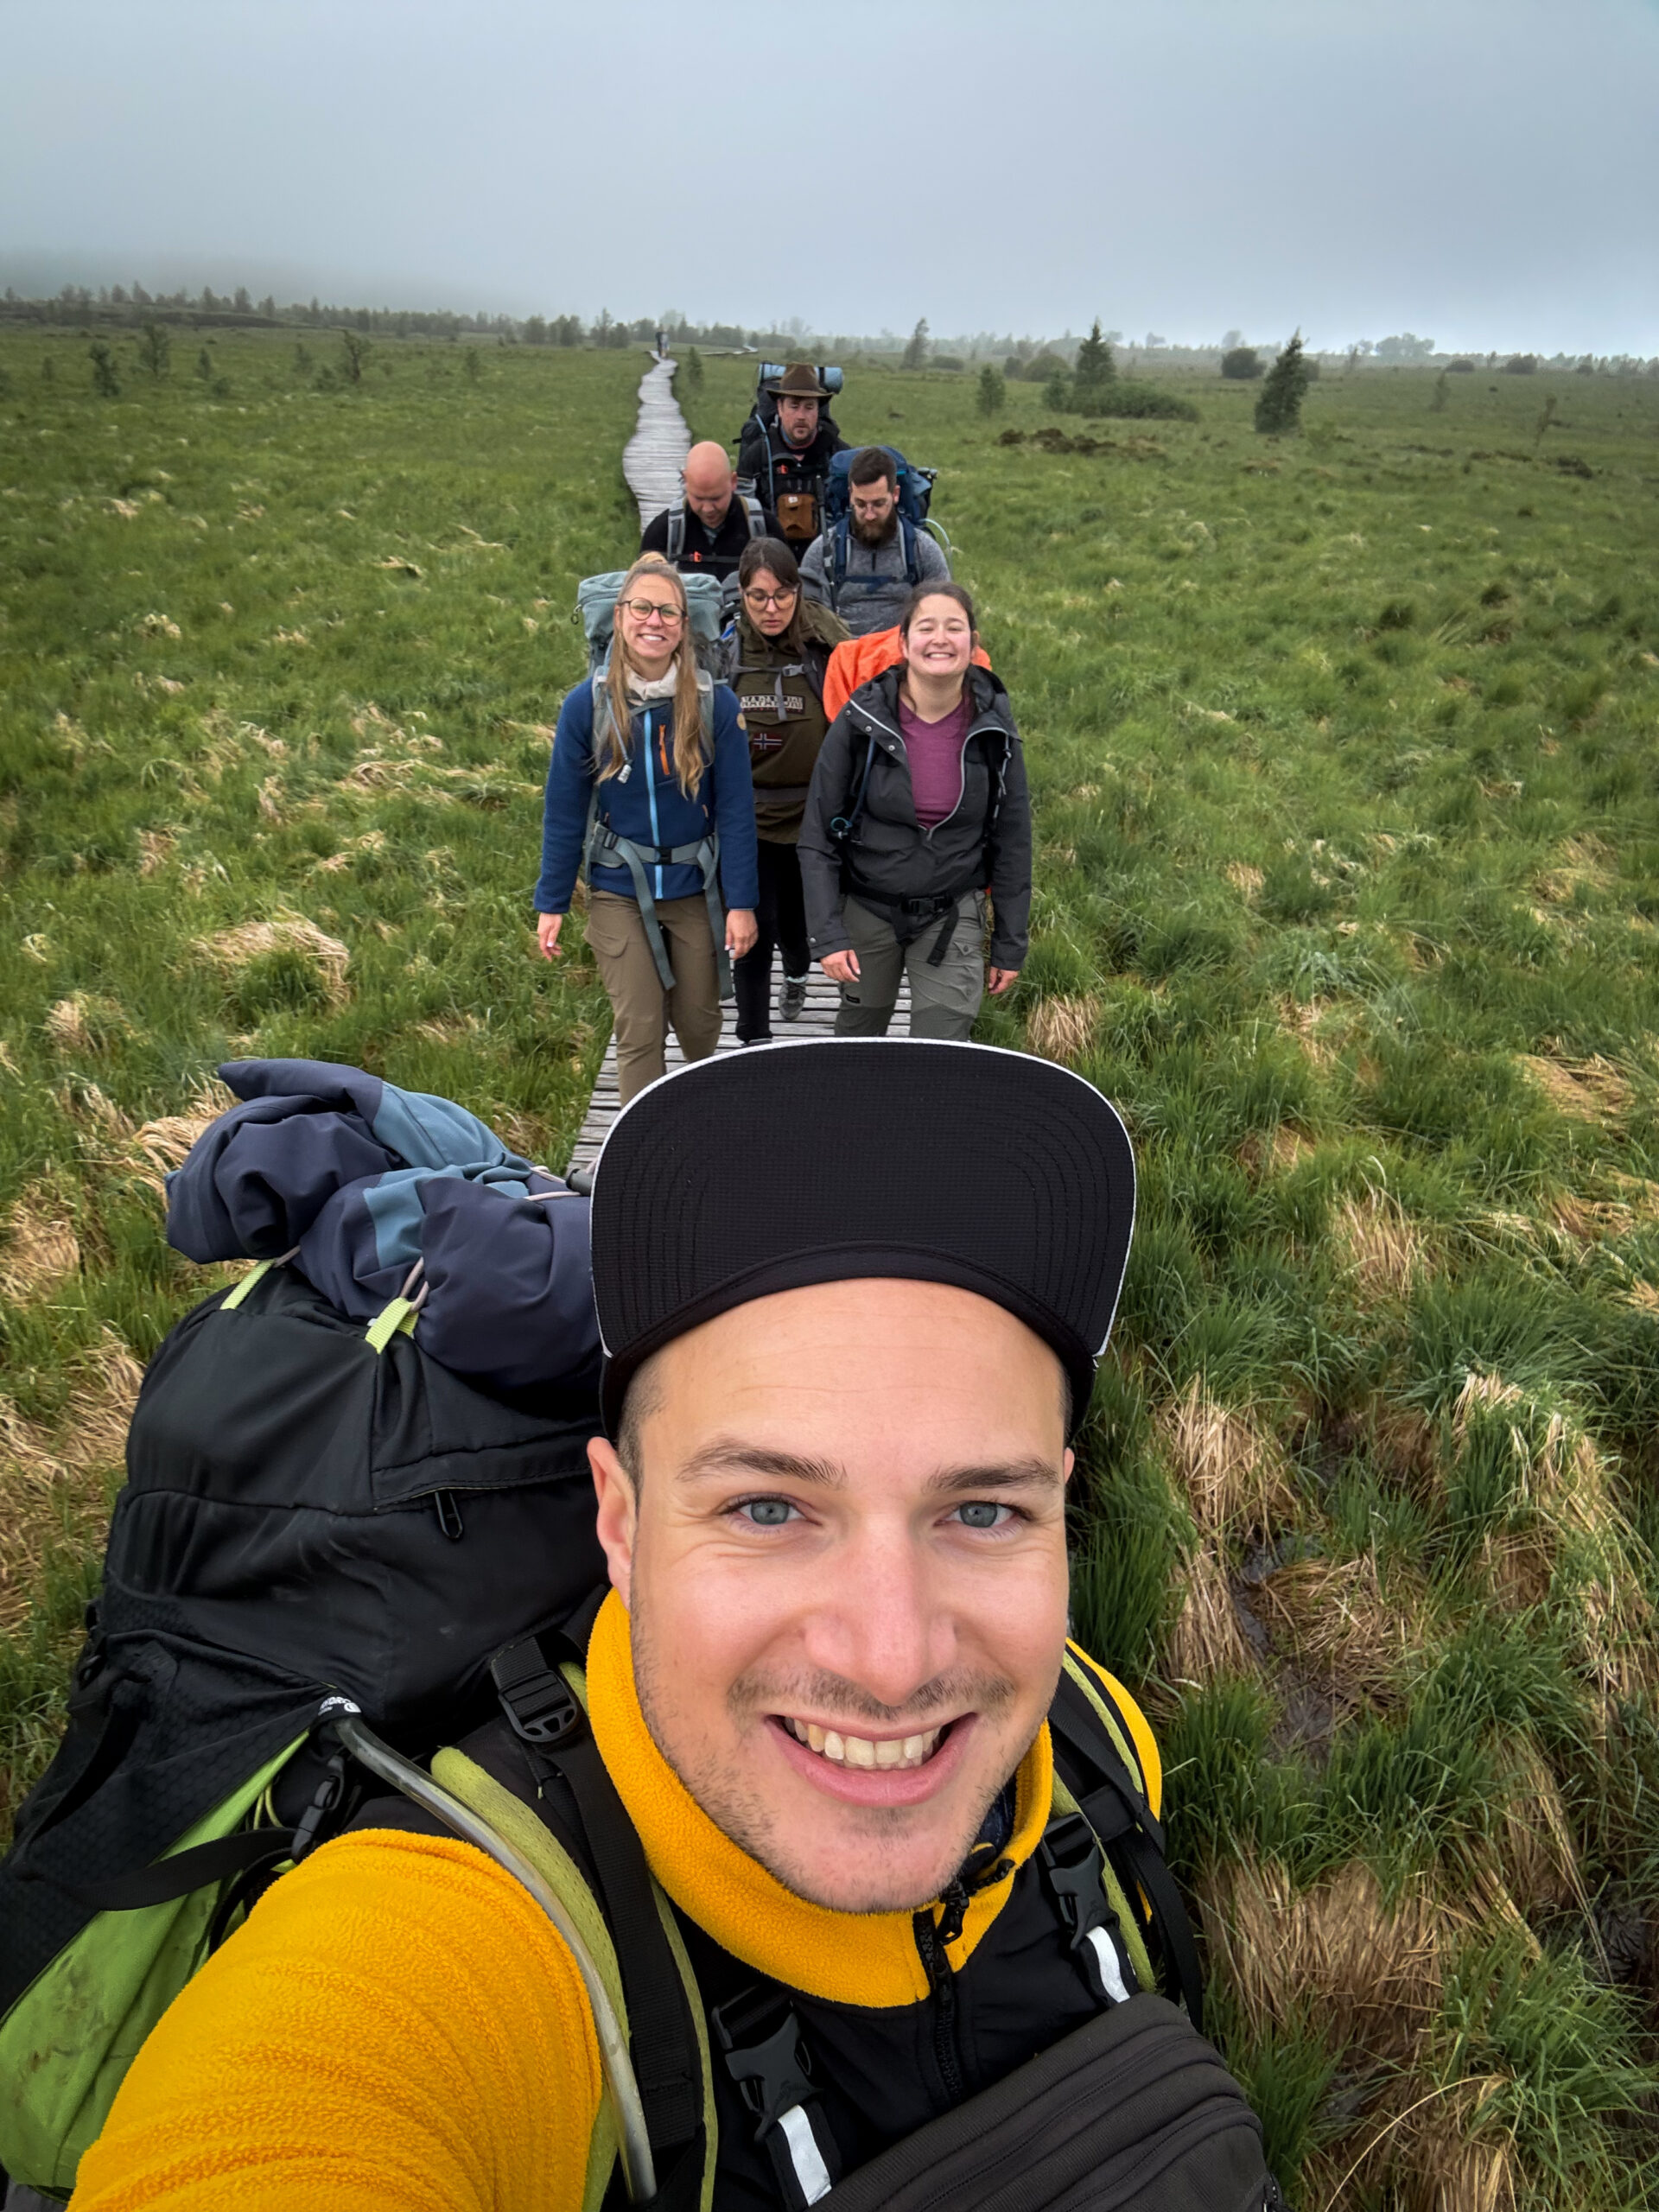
[532,676,760,917]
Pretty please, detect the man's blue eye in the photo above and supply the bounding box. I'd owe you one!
[956,1503,1006,1529]
[743,1498,795,1527]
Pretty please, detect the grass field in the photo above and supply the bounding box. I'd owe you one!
[5,326,1659,2204]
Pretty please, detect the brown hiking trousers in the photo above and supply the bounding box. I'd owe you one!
[586,890,722,1105]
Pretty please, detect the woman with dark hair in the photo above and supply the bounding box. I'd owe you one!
[534,556,758,1104]
[798,581,1030,1039]
[722,537,849,1042]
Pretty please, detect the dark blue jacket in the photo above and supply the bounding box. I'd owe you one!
[532,677,760,916]
[167,1059,600,1393]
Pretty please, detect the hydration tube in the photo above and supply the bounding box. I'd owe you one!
[324,1700,657,2202]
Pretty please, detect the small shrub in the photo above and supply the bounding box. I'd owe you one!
[1221,346,1262,380]
[194,346,212,380]
[463,347,481,383]
[1094,385,1198,423]
[137,321,170,379]
[680,345,704,391]
[1071,320,1117,413]
[341,329,369,386]
[1447,357,1475,372]
[87,340,120,398]
[976,363,1006,416]
[1255,332,1309,435]
[1431,371,1449,412]
[1042,365,1071,412]
[930,355,964,373]
[1504,353,1539,374]
[40,353,55,383]
[293,341,311,374]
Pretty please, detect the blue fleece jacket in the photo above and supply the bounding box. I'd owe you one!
[533,677,760,916]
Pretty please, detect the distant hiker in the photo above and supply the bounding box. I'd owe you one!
[801,445,950,639]
[533,556,758,1103]
[639,440,771,583]
[800,581,1030,1039]
[721,536,849,1043]
[73,1040,1274,2212]
[735,362,849,550]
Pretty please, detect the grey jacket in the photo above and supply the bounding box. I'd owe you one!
[799,666,1032,969]
[798,519,950,639]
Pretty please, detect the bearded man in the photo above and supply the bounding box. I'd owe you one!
[800,447,950,639]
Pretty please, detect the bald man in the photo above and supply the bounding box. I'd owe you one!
[639,441,774,582]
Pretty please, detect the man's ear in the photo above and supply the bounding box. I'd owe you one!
[1062,1446,1075,1489]
[590,1436,637,1609]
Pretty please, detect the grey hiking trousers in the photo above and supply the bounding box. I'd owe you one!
[833,893,987,1040]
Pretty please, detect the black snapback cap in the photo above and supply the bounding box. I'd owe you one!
[589,1039,1135,1440]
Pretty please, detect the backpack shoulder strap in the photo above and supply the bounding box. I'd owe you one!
[666,506,684,563]
[900,516,919,588]
[1046,1662,1204,2032]
[741,493,766,539]
[830,516,850,601]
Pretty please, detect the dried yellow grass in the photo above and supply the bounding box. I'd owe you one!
[193,914,350,1003]
[1224,861,1264,899]
[1026,994,1099,1066]
[1255,1553,1418,1707]
[0,1185,80,1302]
[44,994,128,1057]
[1200,1857,1445,2063]
[1335,1188,1423,1299]
[1518,1052,1630,1122]
[1159,1377,1298,1537]
[1237,1124,1313,1179]
[1490,1735,1586,1920]
[0,1332,145,1636]
[1164,1544,1253,1686]
[129,1077,237,1193]
[137,827,177,874]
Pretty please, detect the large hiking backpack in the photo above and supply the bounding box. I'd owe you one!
[578,568,727,679]
[0,1262,606,2200]
[330,1611,1276,2211]
[820,448,944,617]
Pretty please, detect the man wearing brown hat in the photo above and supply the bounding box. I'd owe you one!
[736,364,849,550]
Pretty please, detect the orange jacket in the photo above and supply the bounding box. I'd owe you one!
[821,627,994,724]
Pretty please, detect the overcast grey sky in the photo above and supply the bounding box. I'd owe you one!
[3,0,1656,353]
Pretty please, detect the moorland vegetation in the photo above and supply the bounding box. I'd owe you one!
[4,324,1659,2205]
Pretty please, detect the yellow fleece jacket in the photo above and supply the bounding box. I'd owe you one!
[75,1596,1159,2211]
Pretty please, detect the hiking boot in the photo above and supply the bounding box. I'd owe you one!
[779,976,809,1023]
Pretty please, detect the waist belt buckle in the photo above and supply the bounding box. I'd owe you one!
[491,1640,583,1748]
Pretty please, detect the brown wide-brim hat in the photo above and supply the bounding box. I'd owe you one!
[766,363,832,400]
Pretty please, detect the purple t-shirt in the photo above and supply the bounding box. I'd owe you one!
[898,694,971,828]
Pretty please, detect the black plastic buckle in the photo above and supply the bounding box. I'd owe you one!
[712,1987,817,2138]
[290,1751,346,1862]
[491,1639,583,1748]
[1041,1811,1109,1945]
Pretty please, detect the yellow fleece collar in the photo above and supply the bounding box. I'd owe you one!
[587,1591,1053,2008]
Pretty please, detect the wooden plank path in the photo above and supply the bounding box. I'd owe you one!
[566,354,909,1173]
[621,353,690,531]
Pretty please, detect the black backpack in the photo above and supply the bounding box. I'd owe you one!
[0,1262,606,2199]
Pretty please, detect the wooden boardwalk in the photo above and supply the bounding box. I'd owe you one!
[566,354,908,1174]
[621,354,690,531]
[566,976,911,1174]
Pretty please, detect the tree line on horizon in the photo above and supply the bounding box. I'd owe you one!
[2,283,1654,378]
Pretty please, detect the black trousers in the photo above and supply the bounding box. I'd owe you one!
[734,838,810,1041]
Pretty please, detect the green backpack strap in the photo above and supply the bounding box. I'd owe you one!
[1045,1663,1205,2033]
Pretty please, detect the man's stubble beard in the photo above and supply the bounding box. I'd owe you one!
[629,1592,1028,1915]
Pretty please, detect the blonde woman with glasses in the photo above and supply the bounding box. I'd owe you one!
[535,556,758,1103]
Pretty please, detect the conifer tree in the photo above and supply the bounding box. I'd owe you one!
[1255,330,1309,434]
[976,363,1006,416]
[1071,319,1116,414]
[902,317,930,370]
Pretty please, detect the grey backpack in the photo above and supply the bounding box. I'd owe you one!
[576,570,726,678]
